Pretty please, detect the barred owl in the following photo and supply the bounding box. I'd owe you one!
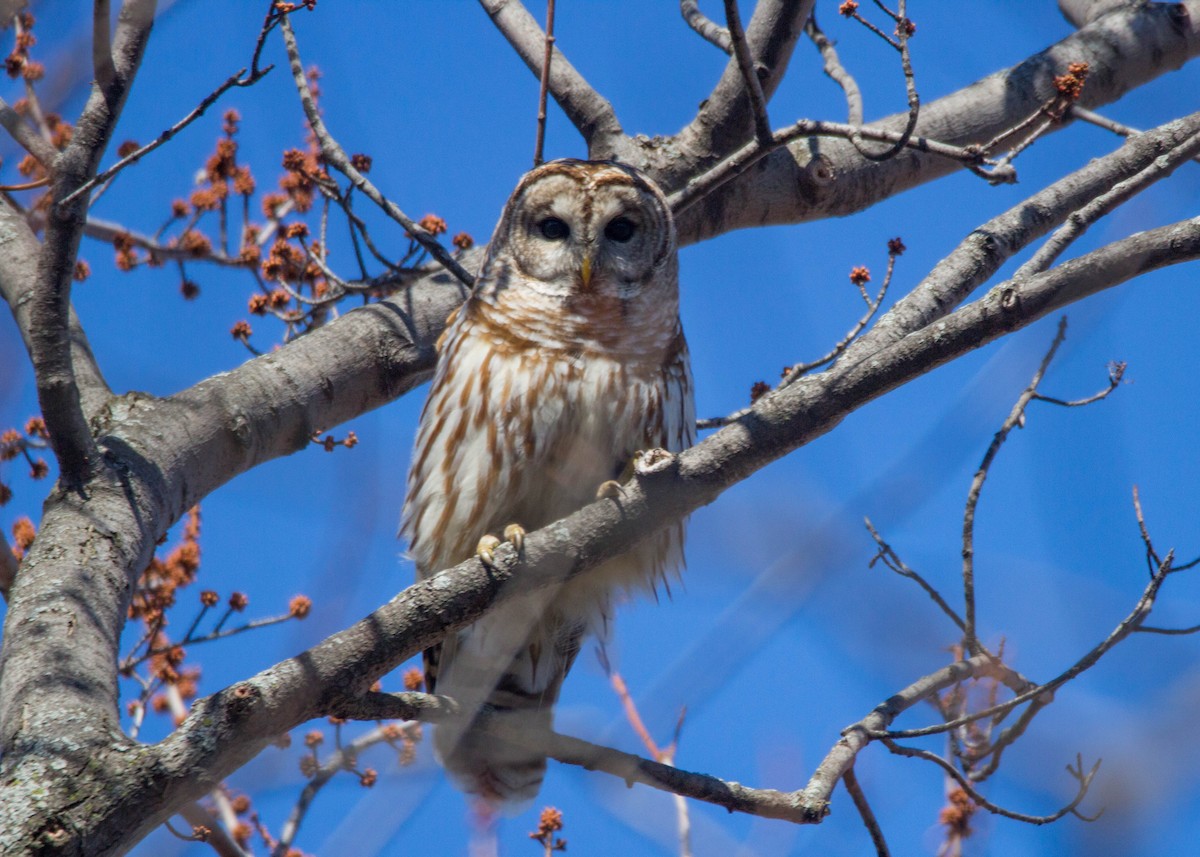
[401,159,694,803]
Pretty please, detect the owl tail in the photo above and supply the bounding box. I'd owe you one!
[426,592,584,806]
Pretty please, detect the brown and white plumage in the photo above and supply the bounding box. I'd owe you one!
[400,159,693,803]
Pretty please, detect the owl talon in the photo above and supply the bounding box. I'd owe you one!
[595,479,625,500]
[476,534,502,568]
[503,523,527,553]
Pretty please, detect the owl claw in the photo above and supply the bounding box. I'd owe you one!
[595,479,625,500]
[475,534,502,568]
[503,523,526,553]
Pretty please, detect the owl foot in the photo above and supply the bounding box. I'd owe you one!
[475,534,502,568]
[595,479,625,500]
[503,523,526,553]
[475,524,527,569]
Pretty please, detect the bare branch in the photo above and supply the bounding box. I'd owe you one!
[882,739,1101,825]
[962,318,1069,652]
[680,0,731,53]
[843,766,891,856]
[477,0,623,150]
[840,111,1200,368]
[684,0,815,157]
[865,517,966,631]
[532,0,557,166]
[723,0,772,146]
[677,4,1200,243]
[59,60,275,208]
[881,550,1177,741]
[806,16,863,125]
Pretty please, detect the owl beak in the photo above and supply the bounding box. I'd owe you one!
[579,254,593,290]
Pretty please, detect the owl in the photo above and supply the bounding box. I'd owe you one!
[400,158,694,804]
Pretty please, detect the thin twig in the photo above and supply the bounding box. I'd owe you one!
[962,318,1069,653]
[723,0,772,146]
[58,64,275,208]
[882,739,1101,825]
[841,0,920,162]
[680,0,731,53]
[806,16,863,125]
[865,517,966,631]
[273,724,407,856]
[278,15,473,287]
[532,0,556,166]
[668,115,1002,215]
[843,766,890,856]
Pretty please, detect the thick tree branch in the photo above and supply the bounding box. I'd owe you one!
[34,0,157,482]
[677,2,1200,243]
[477,0,623,152]
[840,110,1200,366]
[0,193,110,418]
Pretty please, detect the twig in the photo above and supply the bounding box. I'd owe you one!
[532,0,556,166]
[273,724,404,856]
[179,803,249,857]
[843,766,890,856]
[1131,485,1162,573]
[680,0,731,53]
[865,517,966,631]
[840,0,920,162]
[58,66,274,208]
[668,115,1001,215]
[477,0,622,148]
[961,318,1069,653]
[781,251,894,383]
[278,15,473,288]
[806,16,862,125]
[882,740,1101,825]
[723,0,772,146]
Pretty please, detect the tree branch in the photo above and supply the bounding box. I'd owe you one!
[676,2,1200,243]
[34,0,157,483]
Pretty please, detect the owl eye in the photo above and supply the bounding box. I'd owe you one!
[604,217,636,243]
[538,217,570,240]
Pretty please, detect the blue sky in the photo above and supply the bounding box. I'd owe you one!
[3,2,1200,855]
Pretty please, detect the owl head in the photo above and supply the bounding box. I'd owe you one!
[480,159,677,303]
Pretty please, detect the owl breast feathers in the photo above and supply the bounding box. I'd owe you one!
[400,158,694,804]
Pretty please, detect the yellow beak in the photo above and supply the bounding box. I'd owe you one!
[580,255,593,289]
